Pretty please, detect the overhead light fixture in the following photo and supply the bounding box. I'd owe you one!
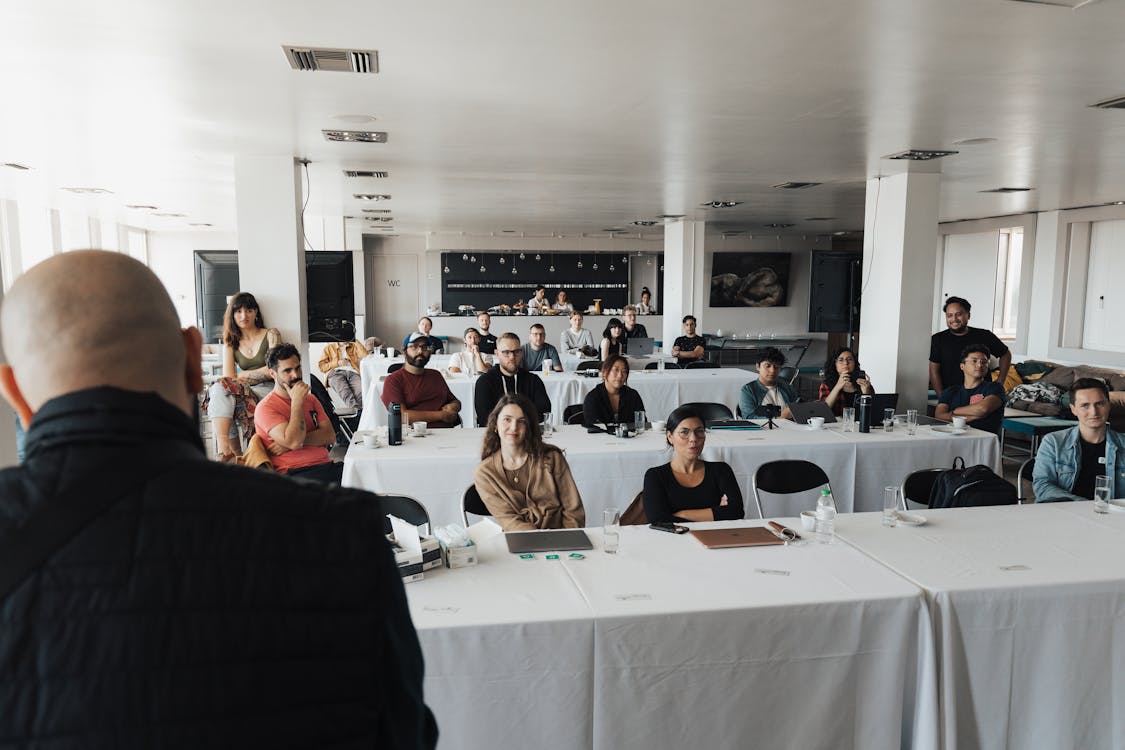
[354,193,391,201]
[700,200,742,208]
[1091,94,1125,110]
[631,220,658,226]
[658,214,685,220]
[803,217,836,221]
[2,162,30,170]
[362,208,392,213]
[366,216,394,222]
[125,204,159,210]
[61,187,113,195]
[980,187,1034,193]
[772,181,821,190]
[764,223,794,229]
[1111,201,1125,206]
[343,170,389,178]
[323,130,388,143]
[884,149,958,161]
[502,229,516,233]
[951,137,997,146]
[188,222,213,227]
[152,212,186,218]
[284,46,379,74]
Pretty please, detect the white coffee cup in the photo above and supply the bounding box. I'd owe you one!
[808,416,825,430]
[542,359,552,374]
[651,420,666,432]
[951,416,967,430]
[363,433,382,448]
[800,510,817,531]
[385,346,395,358]
[413,421,428,436]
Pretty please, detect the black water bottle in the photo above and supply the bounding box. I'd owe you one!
[388,402,403,445]
[856,394,872,434]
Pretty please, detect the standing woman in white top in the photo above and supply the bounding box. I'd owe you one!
[560,311,596,355]
[448,327,492,374]
[635,287,655,314]
[553,290,573,312]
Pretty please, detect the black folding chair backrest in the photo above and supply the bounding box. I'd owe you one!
[900,468,946,509]
[576,360,602,372]
[563,404,584,425]
[681,402,733,422]
[309,374,343,439]
[686,361,719,369]
[1017,458,1035,503]
[644,361,660,370]
[379,494,430,535]
[462,484,491,526]
[753,459,832,519]
[779,366,798,384]
[387,362,405,374]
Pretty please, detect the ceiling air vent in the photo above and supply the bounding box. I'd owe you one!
[283,46,379,74]
[885,149,958,161]
[344,170,389,178]
[354,193,391,201]
[324,130,388,143]
[2,162,30,170]
[1091,94,1125,110]
[362,208,392,214]
[772,181,821,189]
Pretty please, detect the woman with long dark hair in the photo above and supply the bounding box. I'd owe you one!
[204,292,281,459]
[473,394,585,531]
[818,346,874,416]
[582,354,646,428]
[599,318,626,361]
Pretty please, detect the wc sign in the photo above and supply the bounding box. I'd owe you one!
[387,279,401,287]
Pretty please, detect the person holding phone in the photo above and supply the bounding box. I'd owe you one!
[642,405,745,524]
[819,346,874,416]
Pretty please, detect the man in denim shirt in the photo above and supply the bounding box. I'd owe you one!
[1034,378,1125,502]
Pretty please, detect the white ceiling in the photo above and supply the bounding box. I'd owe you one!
[2,0,1125,239]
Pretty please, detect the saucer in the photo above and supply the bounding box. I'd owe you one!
[896,511,927,526]
[931,425,966,435]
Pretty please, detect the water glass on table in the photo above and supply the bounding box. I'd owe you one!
[1094,475,1112,514]
[842,407,856,432]
[541,413,554,436]
[634,410,646,435]
[603,508,621,554]
[882,407,895,432]
[906,409,919,436]
[883,486,899,527]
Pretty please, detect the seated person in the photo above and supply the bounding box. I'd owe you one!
[934,344,1005,434]
[671,315,706,366]
[818,346,874,416]
[316,338,371,409]
[448,327,492,374]
[582,354,646,428]
[739,347,799,420]
[622,306,648,350]
[204,292,281,460]
[553,290,573,312]
[473,394,585,531]
[401,316,444,352]
[254,343,342,484]
[1034,378,1125,502]
[526,285,549,314]
[635,287,655,314]
[600,318,626,361]
[382,332,462,428]
[476,311,497,354]
[474,332,552,426]
[522,323,563,372]
[560,310,596,356]
[643,405,745,523]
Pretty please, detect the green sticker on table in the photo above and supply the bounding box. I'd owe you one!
[519,553,535,559]
[568,553,585,559]
[546,554,560,560]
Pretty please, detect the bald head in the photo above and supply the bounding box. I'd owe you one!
[1,251,198,415]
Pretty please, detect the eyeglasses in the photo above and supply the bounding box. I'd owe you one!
[498,349,521,357]
[963,358,989,365]
[407,343,432,352]
[835,356,856,364]
[674,428,708,439]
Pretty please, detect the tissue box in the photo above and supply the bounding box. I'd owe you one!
[439,538,478,569]
[420,537,443,571]
[392,546,425,584]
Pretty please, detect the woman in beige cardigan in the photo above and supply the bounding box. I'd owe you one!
[473,394,586,531]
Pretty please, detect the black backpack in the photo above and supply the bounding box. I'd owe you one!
[928,456,1018,509]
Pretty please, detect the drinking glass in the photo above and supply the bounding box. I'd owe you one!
[883,486,899,527]
[603,508,621,554]
[541,413,553,436]
[906,409,919,436]
[1094,475,1112,514]
[842,407,856,433]
[634,410,646,435]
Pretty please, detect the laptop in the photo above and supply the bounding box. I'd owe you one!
[868,393,899,416]
[504,529,594,554]
[625,337,655,356]
[788,401,837,424]
[690,526,787,549]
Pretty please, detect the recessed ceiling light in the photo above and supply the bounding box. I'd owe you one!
[884,149,958,161]
[772,181,821,190]
[763,223,794,229]
[803,217,836,221]
[700,200,743,208]
[354,193,391,201]
[188,222,213,227]
[951,137,997,146]
[61,187,113,195]
[657,214,685,220]
[323,130,388,143]
[333,114,378,124]
[631,220,658,226]
[2,162,30,170]
[1091,94,1125,110]
[362,208,392,213]
[1110,201,1125,206]
[125,204,159,210]
[502,229,516,233]
[980,187,1034,193]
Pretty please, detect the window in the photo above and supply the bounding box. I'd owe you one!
[992,228,1023,339]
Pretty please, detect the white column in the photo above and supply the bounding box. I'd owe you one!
[1024,210,1059,361]
[662,219,705,346]
[0,251,17,466]
[234,156,308,345]
[858,170,941,412]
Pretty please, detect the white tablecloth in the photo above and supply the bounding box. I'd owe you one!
[342,422,998,528]
[409,522,938,750]
[835,504,1125,750]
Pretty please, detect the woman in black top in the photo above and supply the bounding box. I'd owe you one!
[582,354,646,428]
[600,318,626,361]
[642,405,745,523]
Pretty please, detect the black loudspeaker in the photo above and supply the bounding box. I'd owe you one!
[808,251,861,333]
[306,252,355,342]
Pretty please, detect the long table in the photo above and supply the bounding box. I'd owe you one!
[835,503,1125,750]
[357,366,751,430]
[343,422,998,528]
[409,521,939,750]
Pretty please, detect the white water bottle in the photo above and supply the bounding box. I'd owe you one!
[815,488,836,544]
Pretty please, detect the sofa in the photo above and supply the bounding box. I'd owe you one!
[1002,360,1125,431]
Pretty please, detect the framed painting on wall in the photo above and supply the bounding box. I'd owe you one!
[709,252,791,307]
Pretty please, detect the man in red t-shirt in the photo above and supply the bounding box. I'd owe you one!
[254,343,343,483]
[382,332,462,428]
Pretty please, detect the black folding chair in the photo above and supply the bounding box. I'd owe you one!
[752,459,833,519]
[1017,458,1035,503]
[379,494,431,535]
[462,484,491,526]
[387,362,405,374]
[576,360,602,372]
[899,468,946,510]
[681,401,734,422]
[563,404,584,425]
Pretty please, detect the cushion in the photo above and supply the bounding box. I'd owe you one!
[1014,361,1054,379]
[1040,365,1079,388]
[992,368,1023,393]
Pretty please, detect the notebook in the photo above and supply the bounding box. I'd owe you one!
[690,526,785,549]
[788,401,837,424]
[504,529,594,553]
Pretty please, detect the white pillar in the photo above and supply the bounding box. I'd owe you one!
[0,249,17,466]
[1024,210,1059,361]
[858,169,941,413]
[662,219,706,346]
[234,156,308,345]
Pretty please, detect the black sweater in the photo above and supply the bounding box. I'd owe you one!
[474,365,552,426]
[581,383,647,428]
[642,461,745,523]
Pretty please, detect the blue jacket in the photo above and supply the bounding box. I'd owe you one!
[738,379,799,419]
[1033,426,1125,502]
